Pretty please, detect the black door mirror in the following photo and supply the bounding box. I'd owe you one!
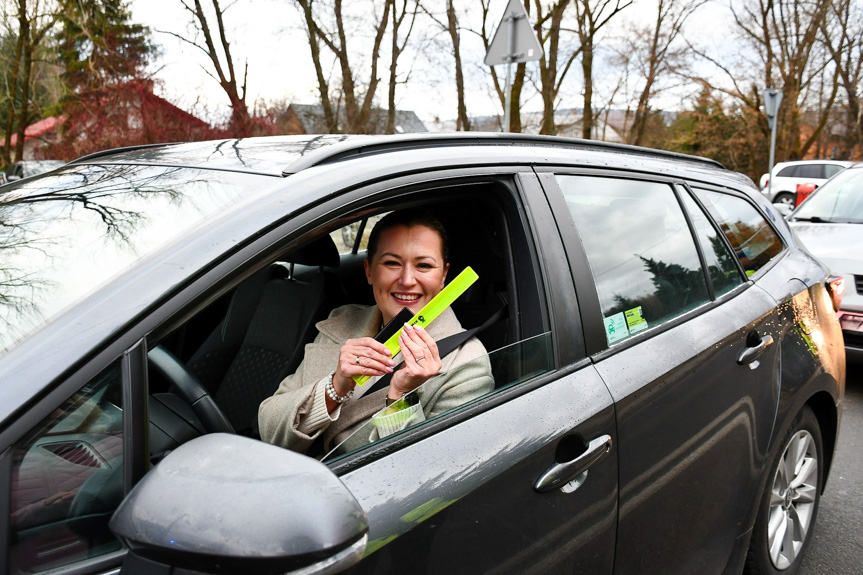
[110,434,368,575]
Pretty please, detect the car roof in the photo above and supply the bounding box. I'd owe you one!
[68,133,728,177]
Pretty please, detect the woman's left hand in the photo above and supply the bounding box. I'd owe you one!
[389,323,441,398]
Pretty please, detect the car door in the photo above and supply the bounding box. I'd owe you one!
[325,171,619,575]
[540,171,785,574]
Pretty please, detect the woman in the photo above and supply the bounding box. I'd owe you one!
[258,209,494,455]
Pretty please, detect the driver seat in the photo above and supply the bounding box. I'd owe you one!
[187,235,344,436]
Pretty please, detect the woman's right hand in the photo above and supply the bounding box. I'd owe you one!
[332,337,395,397]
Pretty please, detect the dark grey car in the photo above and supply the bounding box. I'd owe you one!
[0,134,845,575]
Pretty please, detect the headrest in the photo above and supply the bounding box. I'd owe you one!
[284,234,339,267]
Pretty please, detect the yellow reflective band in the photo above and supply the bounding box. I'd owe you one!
[354,266,479,386]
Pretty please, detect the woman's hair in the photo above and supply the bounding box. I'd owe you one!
[367,208,449,264]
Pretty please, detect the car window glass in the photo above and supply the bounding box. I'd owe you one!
[322,332,553,463]
[794,168,863,222]
[694,189,784,276]
[330,214,386,255]
[9,362,124,574]
[680,192,744,297]
[797,164,823,179]
[0,164,273,353]
[824,164,844,178]
[555,175,710,345]
[777,166,797,177]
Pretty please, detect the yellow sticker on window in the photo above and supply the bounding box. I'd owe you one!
[625,306,648,334]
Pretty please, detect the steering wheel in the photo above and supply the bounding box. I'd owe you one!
[148,345,235,434]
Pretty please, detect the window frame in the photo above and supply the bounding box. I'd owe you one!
[537,168,757,359]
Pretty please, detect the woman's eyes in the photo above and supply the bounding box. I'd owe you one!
[381,260,434,270]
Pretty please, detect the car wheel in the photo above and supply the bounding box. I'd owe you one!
[745,406,822,574]
[773,193,795,208]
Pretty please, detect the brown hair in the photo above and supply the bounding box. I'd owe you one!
[367,208,449,264]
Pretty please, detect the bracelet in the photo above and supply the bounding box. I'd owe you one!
[326,373,353,404]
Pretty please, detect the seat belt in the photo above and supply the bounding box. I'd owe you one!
[364,303,508,396]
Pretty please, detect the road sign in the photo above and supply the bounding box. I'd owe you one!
[763,89,783,129]
[484,0,543,66]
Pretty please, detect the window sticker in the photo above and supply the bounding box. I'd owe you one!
[625,306,648,334]
[605,312,630,344]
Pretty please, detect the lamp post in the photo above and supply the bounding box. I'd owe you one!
[763,89,783,202]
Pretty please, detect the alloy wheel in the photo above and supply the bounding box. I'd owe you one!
[767,429,819,570]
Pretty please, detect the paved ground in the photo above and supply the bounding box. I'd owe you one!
[799,360,863,574]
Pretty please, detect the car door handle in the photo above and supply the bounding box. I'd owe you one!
[737,334,774,366]
[534,434,612,493]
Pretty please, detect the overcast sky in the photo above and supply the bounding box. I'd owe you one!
[130,0,733,126]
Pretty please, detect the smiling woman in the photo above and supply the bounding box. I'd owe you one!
[258,209,494,455]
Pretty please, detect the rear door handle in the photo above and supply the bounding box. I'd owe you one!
[737,334,774,366]
[534,434,612,493]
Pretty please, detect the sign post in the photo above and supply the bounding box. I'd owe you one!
[763,89,783,201]
[484,0,543,132]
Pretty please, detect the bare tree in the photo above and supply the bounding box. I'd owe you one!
[2,0,59,165]
[532,0,582,135]
[821,0,863,158]
[295,0,393,134]
[728,0,836,160]
[386,0,419,133]
[165,0,250,133]
[571,0,633,139]
[616,0,702,145]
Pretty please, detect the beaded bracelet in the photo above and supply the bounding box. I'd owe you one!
[326,372,353,404]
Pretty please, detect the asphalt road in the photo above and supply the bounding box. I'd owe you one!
[799,360,863,574]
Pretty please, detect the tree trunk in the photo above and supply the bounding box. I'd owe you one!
[447,0,470,131]
[581,41,594,139]
[3,0,27,165]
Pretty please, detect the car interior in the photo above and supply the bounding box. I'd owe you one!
[145,181,552,463]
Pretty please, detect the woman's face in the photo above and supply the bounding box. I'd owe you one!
[364,224,449,324]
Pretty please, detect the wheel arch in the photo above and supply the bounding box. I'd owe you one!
[807,390,839,492]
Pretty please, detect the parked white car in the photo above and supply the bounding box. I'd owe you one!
[760,159,853,207]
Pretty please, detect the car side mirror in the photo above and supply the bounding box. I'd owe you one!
[110,434,368,574]
[6,174,20,182]
[773,203,793,218]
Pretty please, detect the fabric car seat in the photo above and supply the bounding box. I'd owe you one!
[186,234,344,436]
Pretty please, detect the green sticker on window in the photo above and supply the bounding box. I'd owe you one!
[625,306,648,334]
[604,312,630,344]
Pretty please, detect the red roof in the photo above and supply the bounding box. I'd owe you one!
[9,115,66,146]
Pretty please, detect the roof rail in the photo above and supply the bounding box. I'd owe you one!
[68,142,182,164]
[281,132,725,175]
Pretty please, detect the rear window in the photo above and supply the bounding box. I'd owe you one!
[797,164,824,179]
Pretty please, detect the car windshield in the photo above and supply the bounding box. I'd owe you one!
[0,164,272,352]
[793,167,863,223]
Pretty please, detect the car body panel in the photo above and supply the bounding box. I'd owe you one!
[340,364,618,574]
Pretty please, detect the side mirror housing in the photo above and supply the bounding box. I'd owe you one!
[110,434,368,575]
[773,203,793,218]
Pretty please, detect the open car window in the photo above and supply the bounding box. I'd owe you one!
[322,331,554,463]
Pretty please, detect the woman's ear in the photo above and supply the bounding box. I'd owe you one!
[364,258,372,285]
[441,263,450,288]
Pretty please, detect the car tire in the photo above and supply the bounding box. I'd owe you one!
[773,193,796,208]
[745,406,822,575]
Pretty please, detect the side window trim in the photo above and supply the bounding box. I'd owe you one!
[123,339,149,492]
[672,184,716,301]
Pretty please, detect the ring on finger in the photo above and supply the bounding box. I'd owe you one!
[355,356,362,365]
[416,356,426,362]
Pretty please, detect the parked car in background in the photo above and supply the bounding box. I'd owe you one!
[788,162,863,363]
[0,134,845,575]
[760,159,853,207]
[5,159,66,181]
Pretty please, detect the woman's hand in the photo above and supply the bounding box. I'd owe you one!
[389,323,441,399]
[332,337,395,399]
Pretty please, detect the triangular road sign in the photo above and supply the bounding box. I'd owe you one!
[484,0,543,66]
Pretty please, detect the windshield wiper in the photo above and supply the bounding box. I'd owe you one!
[792,215,834,223]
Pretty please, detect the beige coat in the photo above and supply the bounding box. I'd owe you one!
[258,304,494,455]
